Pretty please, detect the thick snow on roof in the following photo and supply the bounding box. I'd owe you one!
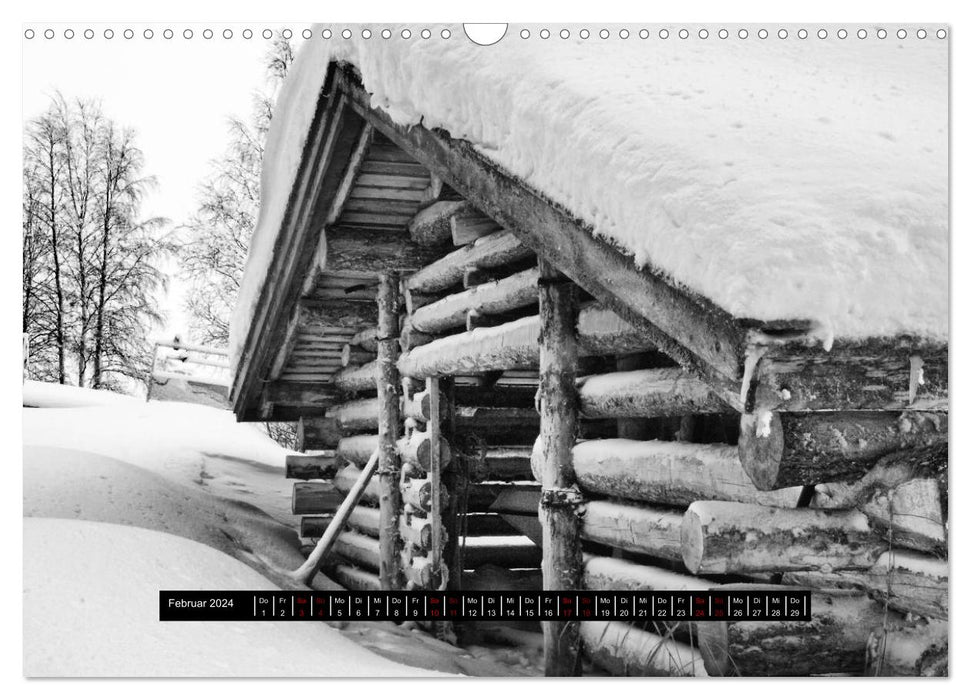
[232,24,947,367]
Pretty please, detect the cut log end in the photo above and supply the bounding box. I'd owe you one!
[737,412,784,490]
[679,507,705,574]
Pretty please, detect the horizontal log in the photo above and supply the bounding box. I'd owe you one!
[337,434,380,465]
[752,339,948,413]
[328,397,380,432]
[350,327,379,353]
[299,516,333,538]
[406,229,532,294]
[408,200,472,247]
[399,513,433,549]
[334,465,382,505]
[296,416,342,451]
[682,501,886,574]
[781,549,948,620]
[397,429,452,471]
[738,411,948,490]
[409,267,538,334]
[581,621,707,677]
[328,564,382,591]
[264,382,338,406]
[566,439,803,508]
[346,505,382,537]
[291,482,342,515]
[459,538,542,569]
[468,446,534,481]
[297,299,377,335]
[323,227,436,274]
[332,531,381,570]
[577,367,729,418]
[582,501,683,561]
[697,584,901,676]
[402,478,447,513]
[866,619,948,677]
[333,361,378,395]
[286,453,338,480]
[398,303,655,379]
[341,344,377,367]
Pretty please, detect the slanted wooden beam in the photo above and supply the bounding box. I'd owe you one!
[375,272,404,589]
[409,267,539,334]
[536,260,583,677]
[738,411,948,490]
[406,229,532,294]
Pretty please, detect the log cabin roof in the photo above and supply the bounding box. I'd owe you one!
[230,33,948,422]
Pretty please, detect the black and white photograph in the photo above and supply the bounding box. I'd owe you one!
[14,10,956,686]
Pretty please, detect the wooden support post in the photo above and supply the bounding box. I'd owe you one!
[376,272,404,589]
[427,377,445,586]
[536,259,583,677]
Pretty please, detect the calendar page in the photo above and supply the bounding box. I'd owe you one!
[19,9,950,684]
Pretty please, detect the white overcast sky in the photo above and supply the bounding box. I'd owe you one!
[22,24,298,338]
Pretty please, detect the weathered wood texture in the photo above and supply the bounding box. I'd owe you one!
[346,505,382,537]
[328,397,380,431]
[300,516,333,538]
[536,261,583,677]
[328,564,382,591]
[323,227,435,274]
[696,585,901,676]
[812,443,948,554]
[337,434,380,465]
[564,438,803,508]
[333,361,378,395]
[466,446,533,481]
[450,207,502,245]
[583,555,714,592]
[350,327,380,353]
[334,464,382,505]
[577,367,729,419]
[581,621,707,677]
[291,482,342,515]
[333,531,381,571]
[286,453,338,480]
[681,501,886,574]
[783,550,948,620]
[866,619,948,677]
[396,429,452,472]
[751,339,948,413]
[398,303,655,379]
[460,540,543,569]
[582,500,683,562]
[406,229,532,294]
[738,410,947,490]
[408,200,473,247]
[376,273,403,589]
[341,344,376,367]
[409,267,539,334]
[296,416,342,451]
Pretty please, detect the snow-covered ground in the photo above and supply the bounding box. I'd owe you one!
[232,23,947,365]
[22,382,460,677]
[23,518,448,677]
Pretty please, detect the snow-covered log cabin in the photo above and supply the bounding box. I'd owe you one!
[229,26,948,677]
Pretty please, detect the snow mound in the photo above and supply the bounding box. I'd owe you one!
[232,24,947,367]
[23,379,137,408]
[23,518,451,677]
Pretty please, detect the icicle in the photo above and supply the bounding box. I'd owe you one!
[909,355,925,404]
[739,342,768,407]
